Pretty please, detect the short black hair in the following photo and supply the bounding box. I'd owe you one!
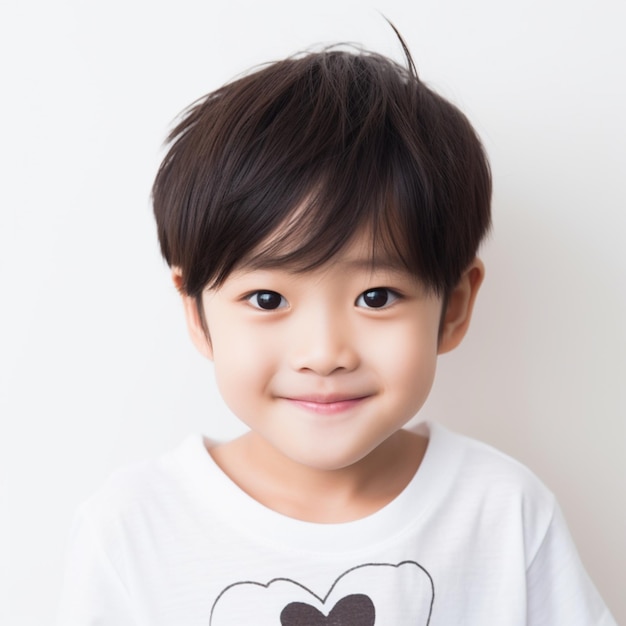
[152,41,491,300]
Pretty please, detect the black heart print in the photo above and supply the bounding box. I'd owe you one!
[280,593,375,625]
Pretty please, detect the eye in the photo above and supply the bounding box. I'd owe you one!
[355,288,399,309]
[246,290,288,310]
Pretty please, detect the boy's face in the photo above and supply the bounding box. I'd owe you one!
[181,230,482,473]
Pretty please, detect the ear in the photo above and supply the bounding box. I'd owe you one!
[172,270,214,361]
[438,258,485,355]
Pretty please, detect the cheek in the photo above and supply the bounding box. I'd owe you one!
[209,320,278,413]
[372,319,439,401]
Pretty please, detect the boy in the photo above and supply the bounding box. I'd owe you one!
[58,40,616,625]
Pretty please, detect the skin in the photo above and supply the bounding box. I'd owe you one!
[176,232,484,523]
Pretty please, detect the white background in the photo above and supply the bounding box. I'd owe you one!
[1,0,624,623]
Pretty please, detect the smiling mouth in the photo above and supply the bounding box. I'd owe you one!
[282,394,372,415]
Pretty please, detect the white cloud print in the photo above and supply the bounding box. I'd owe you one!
[209,561,434,625]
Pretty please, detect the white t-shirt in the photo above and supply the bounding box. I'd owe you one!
[57,422,616,625]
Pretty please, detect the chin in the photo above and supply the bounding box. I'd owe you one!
[285,444,375,473]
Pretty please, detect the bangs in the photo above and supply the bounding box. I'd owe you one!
[230,177,420,288]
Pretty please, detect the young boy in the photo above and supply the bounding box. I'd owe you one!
[58,41,616,625]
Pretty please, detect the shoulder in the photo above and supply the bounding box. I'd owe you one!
[423,421,555,500]
[76,435,208,535]
[414,422,558,555]
[408,423,617,624]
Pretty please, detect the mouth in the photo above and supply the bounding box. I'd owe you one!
[281,394,373,415]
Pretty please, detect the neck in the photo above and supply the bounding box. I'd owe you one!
[209,429,427,523]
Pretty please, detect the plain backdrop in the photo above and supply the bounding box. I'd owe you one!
[1,0,624,623]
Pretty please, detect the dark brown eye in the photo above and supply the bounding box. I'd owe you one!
[356,288,398,309]
[248,291,287,310]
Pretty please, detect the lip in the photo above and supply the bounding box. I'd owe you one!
[281,394,372,415]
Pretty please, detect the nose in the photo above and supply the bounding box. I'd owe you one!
[288,308,360,376]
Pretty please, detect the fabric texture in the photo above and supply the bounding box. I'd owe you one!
[57,422,616,625]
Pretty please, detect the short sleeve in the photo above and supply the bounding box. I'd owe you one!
[56,509,138,626]
[526,503,616,626]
